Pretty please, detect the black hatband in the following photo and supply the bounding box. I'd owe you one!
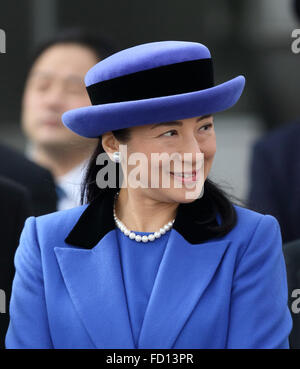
[86,58,214,105]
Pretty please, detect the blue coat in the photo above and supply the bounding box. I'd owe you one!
[5,189,292,349]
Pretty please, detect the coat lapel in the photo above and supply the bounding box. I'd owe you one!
[137,229,230,349]
[54,229,135,349]
[60,186,234,349]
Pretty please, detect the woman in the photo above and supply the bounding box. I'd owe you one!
[6,41,292,349]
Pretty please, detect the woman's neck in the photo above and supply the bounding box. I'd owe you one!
[114,188,178,233]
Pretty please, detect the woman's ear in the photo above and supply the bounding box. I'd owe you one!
[101,132,120,162]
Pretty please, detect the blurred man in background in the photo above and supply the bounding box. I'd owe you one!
[247,0,300,349]
[247,120,300,243]
[21,29,116,210]
[247,0,300,244]
[0,176,32,348]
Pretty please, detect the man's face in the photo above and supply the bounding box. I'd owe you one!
[21,43,98,149]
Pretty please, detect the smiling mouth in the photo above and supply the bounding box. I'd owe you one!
[169,170,201,183]
[170,171,196,177]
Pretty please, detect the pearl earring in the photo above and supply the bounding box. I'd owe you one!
[113,151,121,163]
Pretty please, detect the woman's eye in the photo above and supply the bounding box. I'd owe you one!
[199,123,213,131]
[162,130,177,137]
[160,124,212,137]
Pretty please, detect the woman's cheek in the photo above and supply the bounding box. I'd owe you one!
[203,150,215,176]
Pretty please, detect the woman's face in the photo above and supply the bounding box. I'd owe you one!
[117,114,216,204]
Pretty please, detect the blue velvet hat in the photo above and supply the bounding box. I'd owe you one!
[62,41,245,138]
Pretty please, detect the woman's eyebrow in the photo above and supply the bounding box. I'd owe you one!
[150,114,212,130]
[197,114,212,121]
[150,121,182,130]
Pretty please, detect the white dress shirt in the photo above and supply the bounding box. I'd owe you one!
[56,159,89,211]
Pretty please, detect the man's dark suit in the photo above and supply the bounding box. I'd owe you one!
[0,176,32,348]
[247,120,300,243]
[0,143,57,216]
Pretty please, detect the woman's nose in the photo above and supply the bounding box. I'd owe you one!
[177,136,203,169]
[180,136,202,156]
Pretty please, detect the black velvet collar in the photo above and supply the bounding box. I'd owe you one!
[65,187,219,248]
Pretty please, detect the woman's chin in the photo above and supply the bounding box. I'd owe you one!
[163,186,204,204]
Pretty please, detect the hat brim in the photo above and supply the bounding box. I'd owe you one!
[62,75,245,138]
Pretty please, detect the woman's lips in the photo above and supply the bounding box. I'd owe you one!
[169,170,201,183]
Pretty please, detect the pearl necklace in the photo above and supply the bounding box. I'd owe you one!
[113,192,175,243]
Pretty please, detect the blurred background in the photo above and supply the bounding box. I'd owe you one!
[0,0,299,202]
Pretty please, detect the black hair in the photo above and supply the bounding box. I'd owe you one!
[26,27,117,74]
[81,128,239,239]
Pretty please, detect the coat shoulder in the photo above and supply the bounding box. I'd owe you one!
[223,205,283,270]
[33,204,89,247]
[230,204,280,240]
[233,204,265,224]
